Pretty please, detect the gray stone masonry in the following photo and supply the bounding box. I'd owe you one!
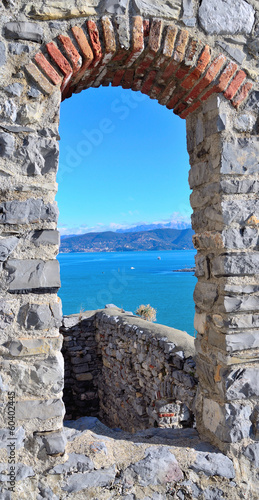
[61,307,197,431]
[0,0,258,497]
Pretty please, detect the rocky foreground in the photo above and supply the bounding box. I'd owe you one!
[8,416,252,500]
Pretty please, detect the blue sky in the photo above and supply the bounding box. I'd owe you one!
[56,86,191,235]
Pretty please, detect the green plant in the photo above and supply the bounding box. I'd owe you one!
[135,304,157,322]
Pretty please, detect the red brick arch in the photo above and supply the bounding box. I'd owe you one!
[25,16,253,119]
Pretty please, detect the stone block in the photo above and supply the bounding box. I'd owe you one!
[199,0,255,35]
[182,0,196,27]
[5,259,61,291]
[234,113,257,132]
[62,466,116,493]
[104,0,129,15]
[0,132,15,157]
[226,332,259,352]
[0,199,58,225]
[212,253,259,277]
[4,22,43,43]
[18,135,59,176]
[50,452,94,474]
[31,230,60,246]
[134,0,181,19]
[0,427,25,450]
[16,398,65,421]
[222,199,259,225]
[193,283,218,311]
[224,294,259,313]
[222,227,258,249]
[216,41,245,65]
[225,367,259,400]
[221,138,259,175]
[6,336,62,357]
[203,398,252,442]
[0,41,6,67]
[8,43,31,55]
[191,451,235,478]
[246,91,259,112]
[27,0,99,20]
[41,430,67,455]
[123,447,183,487]
[0,237,19,262]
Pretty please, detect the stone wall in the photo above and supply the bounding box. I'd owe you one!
[0,0,258,496]
[61,306,197,432]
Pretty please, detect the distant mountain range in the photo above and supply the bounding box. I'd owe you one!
[60,228,195,253]
[116,221,191,233]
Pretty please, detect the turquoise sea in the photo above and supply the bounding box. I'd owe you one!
[57,250,197,337]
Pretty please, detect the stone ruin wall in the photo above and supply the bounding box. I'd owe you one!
[0,0,258,497]
[61,307,197,432]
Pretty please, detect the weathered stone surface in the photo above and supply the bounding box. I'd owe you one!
[8,42,31,55]
[0,199,59,225]
[27,0,99,20]
[16,399,64,421]
[0,427,25,450]
[6,336,62,357]
[245,91,259,112]
[31,230,60,246]
[0,42,6,67]
[123,447,183,487]
[18,301,62,329]
[0,237,19,262]
[0,132,15,157]
[212,253,259,277]
[199,0,255,35]
[193,283,218,311]
[4,22,43,43]
[5,259,60,291]
[224,294,259,313]
[191,451,235,478]
[221,138,259,175]
[225,367,259,399]
[104,0,129,15]
[5,83,23,97]
[222,227,258,249]
[0,99,17,123]
[37,483,59,500]
[50,452,94,474]
[41,430,67,455]
[15,463,35,481]
[204,487,225,500]
[234,113,257,132]
[18,136,59,176]
[226,332,259,352]
[244,443,259,467]
[0,299,14,331]
[182,0,196,27]
[216,41,245,65]
[62,466,116,493]
[134,0,181,19]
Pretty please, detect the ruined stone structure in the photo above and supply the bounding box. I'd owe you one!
[61,307,197,430]
[0,0,259,498]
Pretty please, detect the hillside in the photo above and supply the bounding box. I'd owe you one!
[60,228,195,253]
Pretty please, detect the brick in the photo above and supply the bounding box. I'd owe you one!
[150,84,163,99]
[175,39,199,80]
[232,82,253,108]
[125,16,144,66]
[166,89,185,110]
[46,42,72,91]
[102,16,116,54]
[135,19,163,76]
[185,54,226,104]
[58,35,82,72]
[34,53,62,86]
[102,68,115,87]
[141,70,157,95]
[71,26,94,64]
[155,25,178,71]
[224,70,246,100]
[162,29,189,81]
[87,20,103,67]
[158,80,176,105]
[143,20,150,38]
[181,45,211,90]
[180,100,201,119]
[131,77,143,92]
[173,101,188,115]
[121,68,134,89]
[24,62,55,95]
[112,69,125,87]
[201,61,238,102]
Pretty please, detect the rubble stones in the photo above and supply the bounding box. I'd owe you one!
[0,42,6,67]
[244,443,259,467]
[62,466,116,493]
[0,237,19,261]
[0,199,59,225]
[0,132,15,157]
[199,0,255,35]
[191,451,235,478]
